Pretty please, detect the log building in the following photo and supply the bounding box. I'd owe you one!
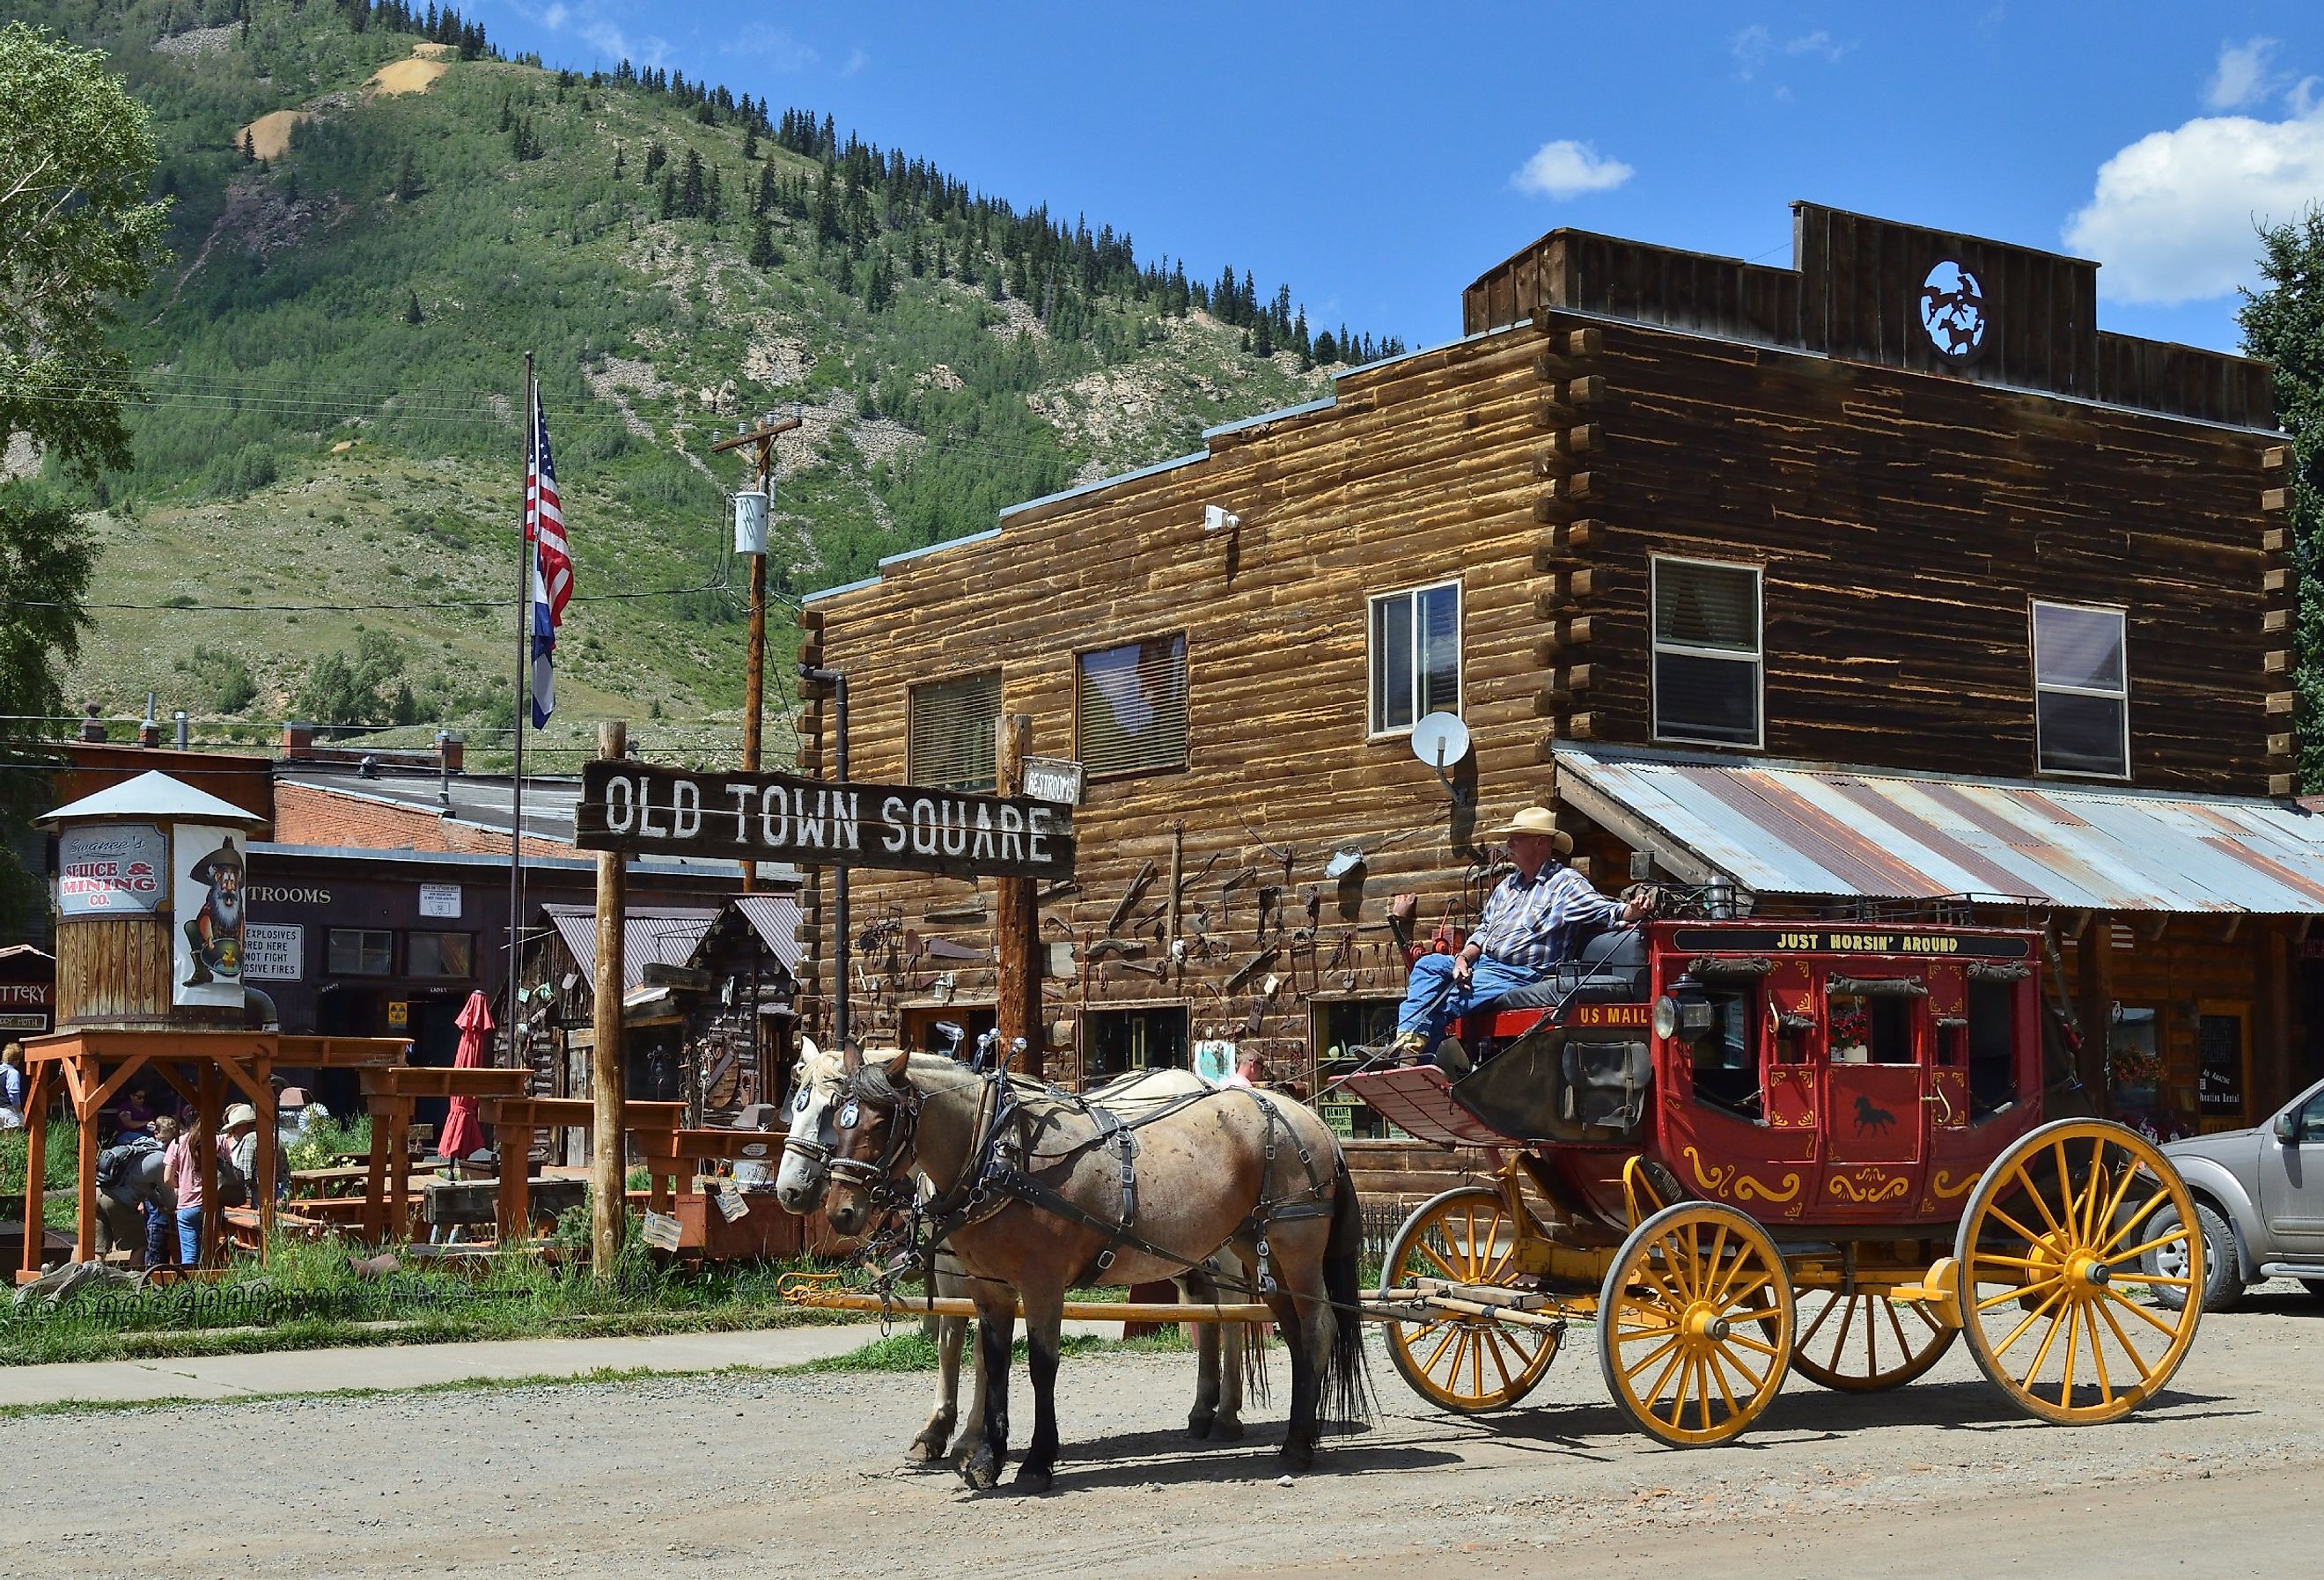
[798,202,2319,1165]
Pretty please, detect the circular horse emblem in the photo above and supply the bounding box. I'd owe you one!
[1919,261,1987,360]
[836,1099,859,1130]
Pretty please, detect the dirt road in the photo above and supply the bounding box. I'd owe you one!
[9,1284,2318,1580]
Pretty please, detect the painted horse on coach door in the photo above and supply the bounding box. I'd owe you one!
[774,1040,1256,1460]
[820,1048,1370,1490]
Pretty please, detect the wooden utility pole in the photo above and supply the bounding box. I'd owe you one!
[590,719,629,1278]
[993,713,1040,1076]
[709,415,805,789]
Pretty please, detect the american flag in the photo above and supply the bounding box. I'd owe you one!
[525,391,571,727]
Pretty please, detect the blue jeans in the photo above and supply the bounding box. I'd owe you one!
[1394,952,1548,1057]
[144,1201,175,1267]
[175,1205,205,1267]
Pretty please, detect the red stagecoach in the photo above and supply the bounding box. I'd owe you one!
[1336,906,2205,1444]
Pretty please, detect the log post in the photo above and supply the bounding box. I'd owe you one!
[2076,914,2113,1116]
[591,719,629,1279]
[994,713,1039,1077]
[19,1065,46,1281]
[74,1063,99,1264]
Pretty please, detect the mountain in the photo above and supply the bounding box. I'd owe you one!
[23,0,1404,768]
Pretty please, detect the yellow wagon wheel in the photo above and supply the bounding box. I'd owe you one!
[1955,1118,2203,1425]
[1379,1187,1562,1415]
[1789,1289,1958,1393]
[1598,1202,1795,1446]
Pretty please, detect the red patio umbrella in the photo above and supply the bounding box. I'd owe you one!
[438,990,493,1164]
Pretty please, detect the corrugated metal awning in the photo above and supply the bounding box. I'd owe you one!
[1554,746,2324,915]
[542,904,720,993]
[732,893,804,972]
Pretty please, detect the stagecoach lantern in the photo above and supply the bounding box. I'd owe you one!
[1652,976,1715,1041]
[1703,877,1738,919]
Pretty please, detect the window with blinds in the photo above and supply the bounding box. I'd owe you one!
[908,670,1001,791]
[1652,556,1762,747]
[1077,634,1188,778]
[2032,601,2129,779]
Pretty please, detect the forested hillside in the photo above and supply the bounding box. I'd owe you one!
[23,0,1405,767]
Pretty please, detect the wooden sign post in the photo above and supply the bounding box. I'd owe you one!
[590,721,627,1281]
[994,715,1039,1076]
[573,754,1075,1062]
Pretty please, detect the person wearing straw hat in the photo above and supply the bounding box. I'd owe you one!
[1371,806,1648,1066]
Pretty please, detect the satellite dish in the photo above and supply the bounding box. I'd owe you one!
[1408,712,1471,771]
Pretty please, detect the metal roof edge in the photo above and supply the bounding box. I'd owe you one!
[877,526,1002,570]
[1334,320,1527,381]
[1201,395,1336,440]
[801,573,879,606]
[997,449,1208,521]
[1551,741,2311,812]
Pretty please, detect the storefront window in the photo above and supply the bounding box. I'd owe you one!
[408,930,474,979]
[1316,1000,1401,1139]
[327,929,393,976]
[1085,1007,1188,1080]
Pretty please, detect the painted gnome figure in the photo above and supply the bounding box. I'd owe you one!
[180,835,246,987]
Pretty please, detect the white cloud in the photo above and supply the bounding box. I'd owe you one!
[1732,23,1847,81]
[1511,140,1634,199]
[542,3,568,30]
[727,25,819,70]
[2063,100,2324,303]
[841,47,869,78]
[2205,37,2279,111]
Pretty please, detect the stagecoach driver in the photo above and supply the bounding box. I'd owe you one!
[1375,807,1648,1066]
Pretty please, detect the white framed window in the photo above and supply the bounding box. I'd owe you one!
[2032,601,2129,779]
[1076,634,1188,779]
[908,670,1001,791]
[1652,556,1762,747]
[1368,580,1460,735]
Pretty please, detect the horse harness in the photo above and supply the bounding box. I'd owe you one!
[852,1069,1333,1303]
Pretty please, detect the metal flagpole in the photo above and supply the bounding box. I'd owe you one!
[508,351,533,1062]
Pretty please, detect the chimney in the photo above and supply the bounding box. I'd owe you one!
[281,722,314,758]
[78,703,107,743]
[435,731,465,773]
[173,709,190,750]
[137,719,160,748]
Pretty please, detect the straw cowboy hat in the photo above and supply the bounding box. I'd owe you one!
[223,1103,259,1128]
[1497,805,1574,856]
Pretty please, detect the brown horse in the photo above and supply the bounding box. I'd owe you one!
[821,1048,1368,1489]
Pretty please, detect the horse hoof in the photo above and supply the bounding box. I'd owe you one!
[1188,1412,1215,1440]
[1278,1440,1314,1473]
[1012,1466,1054,1495]
[958,1452,1002,1492]
[1211,1416,1246,1443]
[907,1436,945,1464]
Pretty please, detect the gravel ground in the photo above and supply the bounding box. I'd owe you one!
[6,1282,2318,1580]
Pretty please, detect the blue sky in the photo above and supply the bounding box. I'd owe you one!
[478,2,2324,356]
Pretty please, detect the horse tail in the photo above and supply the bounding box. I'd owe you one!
[1320,1152,1372,1432]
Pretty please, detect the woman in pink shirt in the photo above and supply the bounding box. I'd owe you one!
[162,1123,208,1268]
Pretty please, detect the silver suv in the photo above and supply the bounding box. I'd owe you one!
[2146,1077,2324,1312]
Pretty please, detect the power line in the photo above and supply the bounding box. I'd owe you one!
[0,577,738,614]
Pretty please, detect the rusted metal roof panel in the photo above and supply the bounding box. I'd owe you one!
[732,893,805,972]
[542,904,720,993]
[1555,746,2324,914]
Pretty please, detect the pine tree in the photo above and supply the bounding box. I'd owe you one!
[403,290,423,324]
[743,123,758,160]
[679,148,705,217]
[748,215,778,268]
[908,232,924,277]
[644,140,666,180]
[934,237,947,278]
[1253,312,1274,358]
[240,129,254,162]
[658,171,675,221]
[393,150,421,201]
[754,158,776,218]
[497,97,512,133]
[704,165,724,222]
[613,146,626,181]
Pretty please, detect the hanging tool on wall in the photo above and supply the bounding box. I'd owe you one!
[1106,862,1159,936]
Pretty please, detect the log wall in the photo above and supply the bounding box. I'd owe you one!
[54,915,232,1030]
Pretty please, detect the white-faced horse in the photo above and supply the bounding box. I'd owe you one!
[773,1040,1254,1460]
[821,1048,1368,1490]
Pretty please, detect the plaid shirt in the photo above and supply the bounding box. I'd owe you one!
[1467,863,1623,974]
